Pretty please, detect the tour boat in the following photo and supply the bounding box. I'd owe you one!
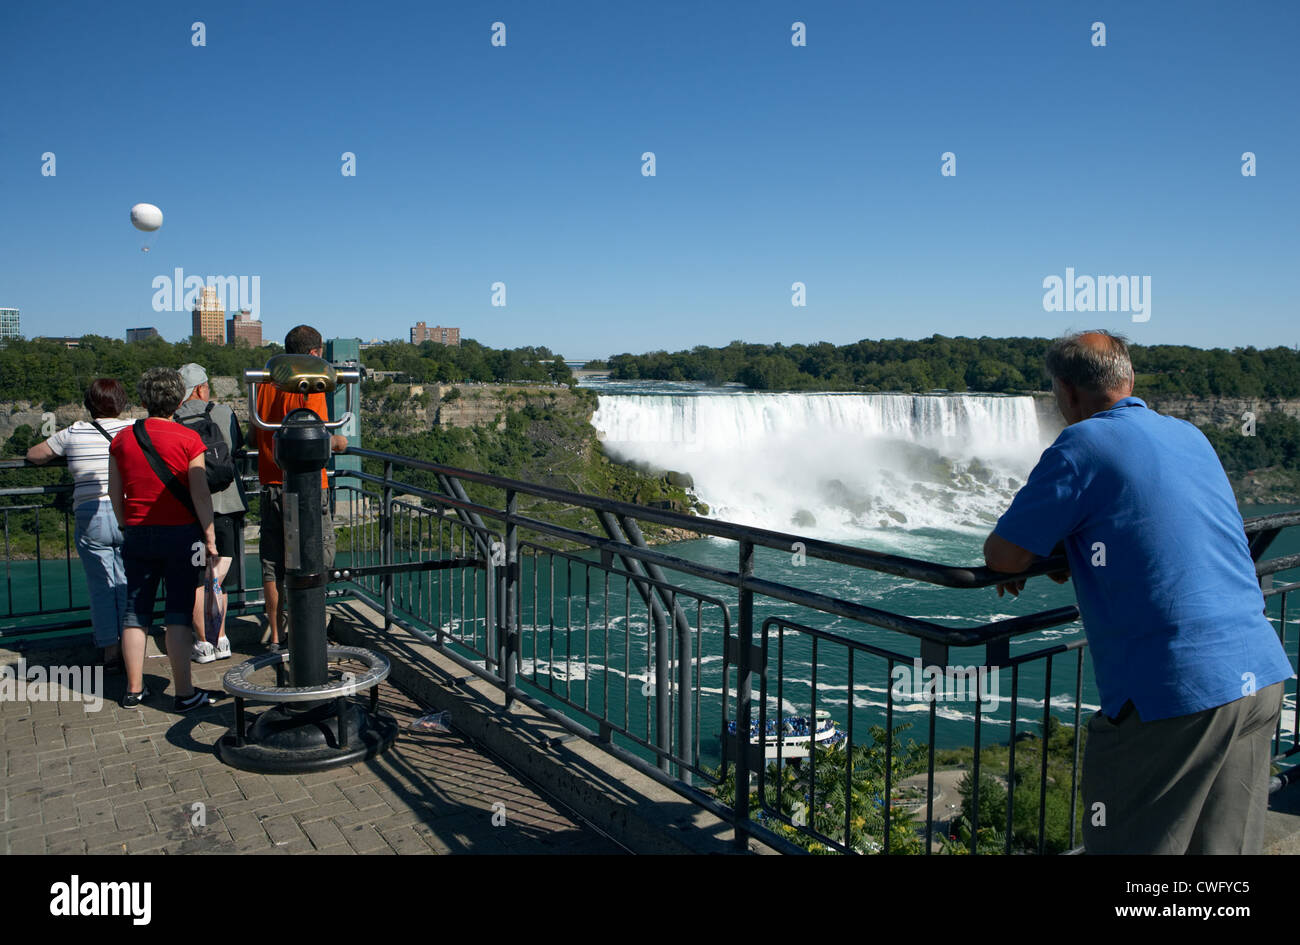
[727,709,845,760]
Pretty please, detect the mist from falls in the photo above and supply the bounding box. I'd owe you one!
[590,390,1054,542]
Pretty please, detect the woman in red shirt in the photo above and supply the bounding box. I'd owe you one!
[109,367,226,712]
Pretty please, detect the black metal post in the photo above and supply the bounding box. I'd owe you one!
[594,511,676,776]
[620,515,690,781]
[277,408,332,689]
[504,489,518,709]
[734,538,755,851]
[382,460,394,631]
[217,359,397,774]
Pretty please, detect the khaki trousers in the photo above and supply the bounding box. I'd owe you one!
[1082,682,1283,854]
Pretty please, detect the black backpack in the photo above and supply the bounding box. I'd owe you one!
[174,402,236,493]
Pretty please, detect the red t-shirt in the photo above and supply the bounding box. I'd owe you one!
[110,419,206,526]
[253,385,330,489]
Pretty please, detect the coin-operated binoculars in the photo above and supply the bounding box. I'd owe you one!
[217,354,396,774]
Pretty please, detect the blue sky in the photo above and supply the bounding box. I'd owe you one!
[1,0,1296,359]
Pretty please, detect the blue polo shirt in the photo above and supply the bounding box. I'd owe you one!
[994,396,1292,721]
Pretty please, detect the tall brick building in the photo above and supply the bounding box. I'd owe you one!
[191,287,225,344]
[227,309,262,346]
[410,322,460,346]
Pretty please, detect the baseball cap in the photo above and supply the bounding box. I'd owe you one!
[178,363,209,399]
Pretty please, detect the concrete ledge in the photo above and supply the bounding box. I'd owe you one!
[327,599,776,855]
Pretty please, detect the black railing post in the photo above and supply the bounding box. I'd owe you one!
[734,538,755,851]
[382,460,394,630]
[480,535,496,671]
[595,511,683,777]
[504,488,518,709]
[232,522,246,615]
[654,611,671,774]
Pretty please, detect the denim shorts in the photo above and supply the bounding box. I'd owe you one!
[122,523,204,628]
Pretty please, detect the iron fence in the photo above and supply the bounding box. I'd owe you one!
[3,448,1298,855]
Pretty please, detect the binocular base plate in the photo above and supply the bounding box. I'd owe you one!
[217,699,397,775]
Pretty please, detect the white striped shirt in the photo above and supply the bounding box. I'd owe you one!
[44,418,133,507]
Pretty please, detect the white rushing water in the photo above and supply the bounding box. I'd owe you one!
[590,390,1053,540]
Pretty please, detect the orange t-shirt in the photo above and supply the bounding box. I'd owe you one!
[253,385,330,489]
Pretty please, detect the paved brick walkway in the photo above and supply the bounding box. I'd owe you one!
[0,619,623,854]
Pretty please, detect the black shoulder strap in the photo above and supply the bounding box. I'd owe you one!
[89,420,113,442]
[133,420,196,515]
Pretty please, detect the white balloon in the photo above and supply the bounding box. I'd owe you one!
[130,203,163,232]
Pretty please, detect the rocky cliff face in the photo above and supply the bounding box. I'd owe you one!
[1141,395,1300,428]
[1029,391,1300,433]
[1030,393,1065,439]
[359,383,579,435]
[1029,392,1294,431]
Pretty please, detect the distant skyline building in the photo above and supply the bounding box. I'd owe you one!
[125,326,159,343]
[191,287,225,344]
[227,308,262,347]
[0,308,19,343]
[410,322,460,346]
[35,336,81,348]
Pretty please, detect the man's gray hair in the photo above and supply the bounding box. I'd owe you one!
[1044,330,1134,394]
[137,367,185,418]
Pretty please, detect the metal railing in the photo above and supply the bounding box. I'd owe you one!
[0,452,349,637]
[3,449,1298,855]
[330,449,1300,854]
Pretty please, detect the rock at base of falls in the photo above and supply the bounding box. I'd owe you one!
[792,509,817,528]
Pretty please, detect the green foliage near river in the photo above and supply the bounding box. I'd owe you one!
[358,386,707,548]
[707,714,1086,854]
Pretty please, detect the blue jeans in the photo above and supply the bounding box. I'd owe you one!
[74,498,127,648]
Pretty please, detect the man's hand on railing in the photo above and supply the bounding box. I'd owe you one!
[995,578,1027,598]
[985,531,1032,597]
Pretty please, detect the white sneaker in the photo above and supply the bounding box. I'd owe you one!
[214,636,232,660]
[192,641,216,664]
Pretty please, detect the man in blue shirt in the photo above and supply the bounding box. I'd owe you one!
[984,330,1292,854]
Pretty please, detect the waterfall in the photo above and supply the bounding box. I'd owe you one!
[591,391,1051,539]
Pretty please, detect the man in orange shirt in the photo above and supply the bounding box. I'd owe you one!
[251,325,348,649]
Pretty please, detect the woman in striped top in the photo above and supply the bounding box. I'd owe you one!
[27,379,133,669]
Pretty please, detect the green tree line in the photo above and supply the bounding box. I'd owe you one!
[0,335,283,408]
[0,336,574,408]
[357,340,573,386]
[605,336,1300,397]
